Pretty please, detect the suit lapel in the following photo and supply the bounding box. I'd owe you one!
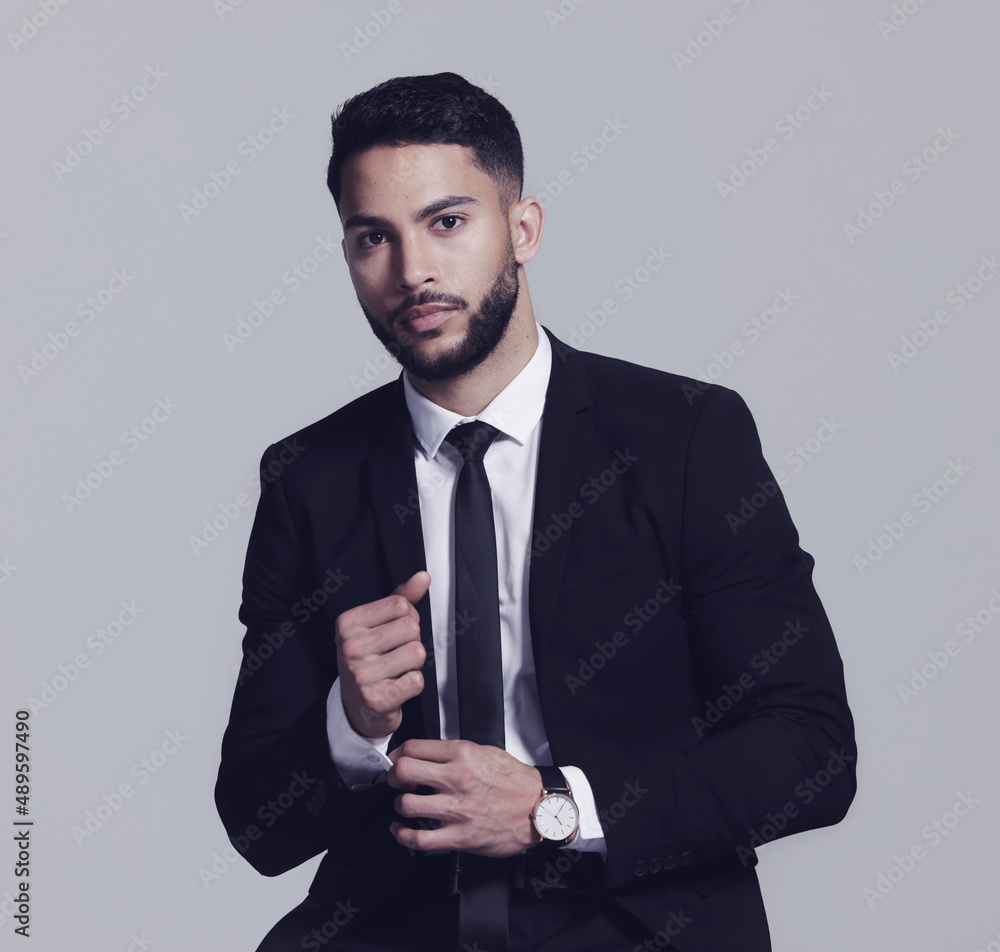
[365,381,441,742]
[529,332,594,697]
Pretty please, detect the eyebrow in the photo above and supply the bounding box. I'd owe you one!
[342,195,481,232]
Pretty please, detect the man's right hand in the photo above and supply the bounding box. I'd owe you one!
[335,571,431,738]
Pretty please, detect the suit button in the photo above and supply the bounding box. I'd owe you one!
[663,854,677,870]
[649,857,663,874]
[678,851,693,866]
[632,860,648,878]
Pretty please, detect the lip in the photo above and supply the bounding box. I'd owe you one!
[398,303,457,333]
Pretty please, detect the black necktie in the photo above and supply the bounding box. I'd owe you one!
[446,422,505,749]
[444,421,508,952]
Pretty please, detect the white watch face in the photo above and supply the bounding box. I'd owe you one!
[535,792,579,841]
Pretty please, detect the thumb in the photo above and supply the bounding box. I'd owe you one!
[393,570,431,606]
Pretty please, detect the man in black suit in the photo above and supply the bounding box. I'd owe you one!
[216,73,856,951]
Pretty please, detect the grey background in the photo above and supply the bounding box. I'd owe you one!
[2,0,999,948]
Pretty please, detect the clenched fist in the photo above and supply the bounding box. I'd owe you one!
[335,571,431,738]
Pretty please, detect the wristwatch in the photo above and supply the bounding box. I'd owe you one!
[530,766,580,845]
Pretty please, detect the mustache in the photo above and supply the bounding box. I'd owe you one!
[388,290,468,326]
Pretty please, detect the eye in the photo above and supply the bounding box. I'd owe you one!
[435,215,462,230]
[359,231,387,248]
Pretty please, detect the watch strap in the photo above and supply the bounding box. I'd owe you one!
[536,765,569,795]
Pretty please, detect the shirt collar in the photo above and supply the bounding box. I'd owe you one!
[403,324,552,459]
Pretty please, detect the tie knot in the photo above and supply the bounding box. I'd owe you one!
[445,422,500,462]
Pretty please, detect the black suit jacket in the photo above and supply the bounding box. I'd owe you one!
[216,329,856,949]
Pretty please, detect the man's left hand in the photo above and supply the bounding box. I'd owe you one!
[387,739,544,857]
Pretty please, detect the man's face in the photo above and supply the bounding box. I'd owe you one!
[339,143,520,382]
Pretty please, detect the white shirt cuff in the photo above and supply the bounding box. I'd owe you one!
[560,765,607,854]
[326,678,393,789]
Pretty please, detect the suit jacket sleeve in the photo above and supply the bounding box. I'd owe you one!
[573,384,857,889]
[214,441,399,879]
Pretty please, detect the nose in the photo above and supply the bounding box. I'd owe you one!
[396,233,438,291]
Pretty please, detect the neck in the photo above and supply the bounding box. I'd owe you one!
[406,282,540,417]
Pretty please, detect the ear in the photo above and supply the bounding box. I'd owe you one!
[341,237,348,264]
[509,196,545,265]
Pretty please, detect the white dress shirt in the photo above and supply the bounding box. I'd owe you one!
[326,326,606,852]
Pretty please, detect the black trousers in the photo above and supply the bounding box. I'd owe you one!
[254,888,649,952]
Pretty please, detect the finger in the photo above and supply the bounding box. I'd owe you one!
[393,571,431,607]
[390,738,469,765]
[390,821,451,854]
[387,754,449,791]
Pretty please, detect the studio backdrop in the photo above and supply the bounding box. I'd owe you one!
[2,0,998,948]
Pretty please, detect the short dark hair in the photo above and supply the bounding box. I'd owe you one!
[327,72,523,209]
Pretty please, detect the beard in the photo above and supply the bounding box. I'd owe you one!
[359,243,520,383]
